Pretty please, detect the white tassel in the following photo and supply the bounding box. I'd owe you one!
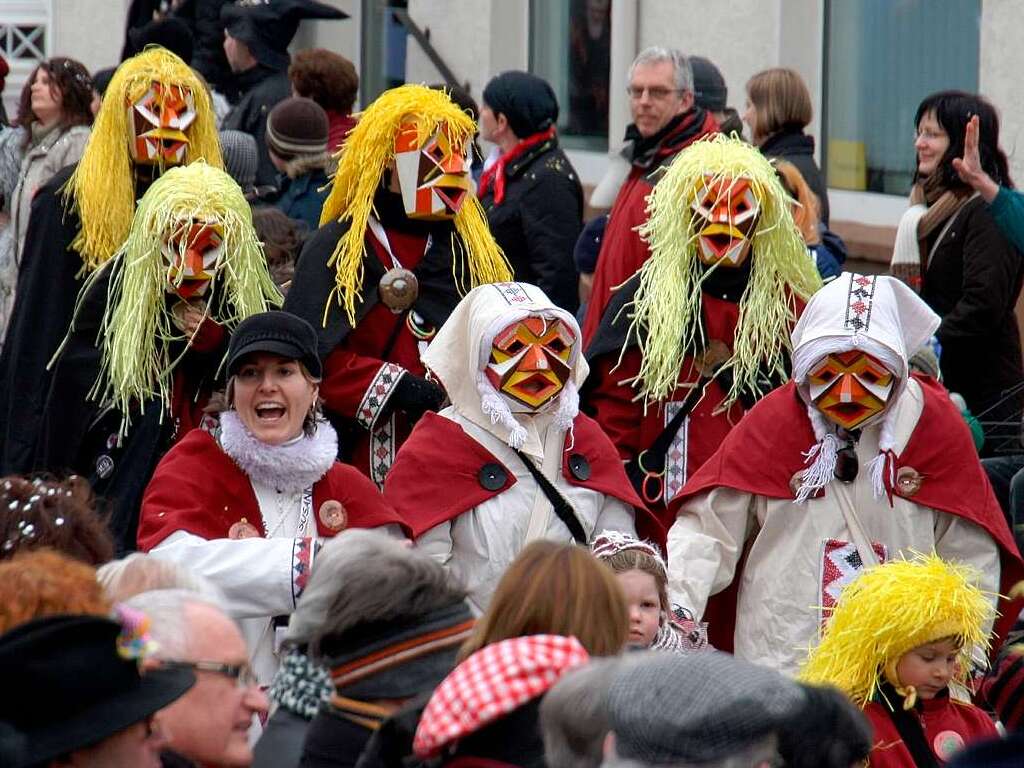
[554,380,579,450]
[477,371,528,449]
[796,433,840,504]
[867,452,888,500]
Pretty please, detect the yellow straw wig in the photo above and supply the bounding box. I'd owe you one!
[66,46,223,272]
[319,84,510,326]
[628,134,821,409]
[799,553,995,708]
[72,162,280,436]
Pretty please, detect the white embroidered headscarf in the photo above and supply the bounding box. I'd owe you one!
[422,282,587,452]
[790,273,940,501]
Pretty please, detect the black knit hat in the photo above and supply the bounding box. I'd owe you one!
[0,615,194,768]
[573,214,607,274]
[222,0,348,72]
[690,56,728,112]
[266,96,329,159]
[128,17,195,63]
[482,71,559,139]
[227,310,322,378]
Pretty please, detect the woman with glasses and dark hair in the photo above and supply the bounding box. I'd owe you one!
[0,56,94,342]
[890,90,1023,453]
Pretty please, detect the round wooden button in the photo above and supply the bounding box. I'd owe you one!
[228,518,260,539]
[318,500,348,532]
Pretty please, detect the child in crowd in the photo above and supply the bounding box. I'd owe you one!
[252,206,306,295]
[592,530,707,653]
[801,554,997,767]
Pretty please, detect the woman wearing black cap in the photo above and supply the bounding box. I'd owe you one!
[478,71,584,313]
[137,310,411,689]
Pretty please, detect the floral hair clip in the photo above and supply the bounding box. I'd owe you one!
[115,604,160,665]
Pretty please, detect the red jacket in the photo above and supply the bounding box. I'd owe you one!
[864,696,997,766]
[581,109,718,345]
[137,428,410,550]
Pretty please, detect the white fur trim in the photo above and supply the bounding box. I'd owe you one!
[219,410,338,493]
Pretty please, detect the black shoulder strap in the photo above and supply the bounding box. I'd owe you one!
[877,684,939,768]
[513,449,588,545]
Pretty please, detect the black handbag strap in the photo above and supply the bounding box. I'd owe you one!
[513,449,588,545]
[640,374,710,475]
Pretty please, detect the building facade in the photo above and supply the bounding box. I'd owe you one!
[3,0,1019,260]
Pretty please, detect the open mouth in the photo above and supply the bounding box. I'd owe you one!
[435,185,467,213]
[824,401,871,424]
[255,403,286,422]
[507,373,561,404]
[705,232,737,253]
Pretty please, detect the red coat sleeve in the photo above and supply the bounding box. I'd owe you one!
[319,348,406,431]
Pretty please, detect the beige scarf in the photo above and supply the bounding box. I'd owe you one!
[890,175,972,291]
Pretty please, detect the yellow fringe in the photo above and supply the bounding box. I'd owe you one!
[627,134,821,409]
[319,84,510,326]
[798,553,995,708]
[77,162,280,436]
[66,46,223,272]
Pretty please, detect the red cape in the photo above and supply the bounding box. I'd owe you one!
[138,428,411,551]
[670,375,1024,651]
[383,412,665,549]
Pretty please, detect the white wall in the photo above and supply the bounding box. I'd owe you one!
[51,0,128,74]
[980,0,1024,188]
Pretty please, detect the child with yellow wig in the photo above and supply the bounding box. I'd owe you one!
[800,553,998,767]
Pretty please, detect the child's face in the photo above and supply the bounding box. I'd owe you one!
[895,638,962,700]
[617,569,662,648]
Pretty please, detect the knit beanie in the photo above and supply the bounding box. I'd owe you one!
[482,71,558,139]
[219,129,258,190]
[690,56,727,112]
[573,214,607,275]
[266,97,329,159]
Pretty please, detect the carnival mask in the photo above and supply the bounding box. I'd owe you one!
[690,175,761,268]
[808,350,896,430]
[129,82,197,166]
[162,220,224,299]
[394,119,471,220]
[485,316,575,410]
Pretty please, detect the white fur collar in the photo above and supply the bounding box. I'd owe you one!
[218,410,338,493]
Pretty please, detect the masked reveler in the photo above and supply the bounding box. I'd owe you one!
[37,162,280,551]
[0,47,222,474]
[583,134,820,525]
[384,282,661,611]
[284,84,511,487]
[666,273,1023,673]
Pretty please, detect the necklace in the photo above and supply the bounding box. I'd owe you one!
[260,486,313,539]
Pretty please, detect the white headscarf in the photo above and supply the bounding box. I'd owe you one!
[790,273,940,501]
[422,282,588,452]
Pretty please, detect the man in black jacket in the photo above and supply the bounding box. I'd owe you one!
[478,71,584,313]
[220,0,347,187]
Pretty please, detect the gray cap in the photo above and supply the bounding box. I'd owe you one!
[219,129,258,190]
[607,651,806,764]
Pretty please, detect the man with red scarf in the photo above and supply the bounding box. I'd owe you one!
[581,47,718,345]
[478,71,583,313]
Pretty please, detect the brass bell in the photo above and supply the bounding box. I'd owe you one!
[379,268,419,312]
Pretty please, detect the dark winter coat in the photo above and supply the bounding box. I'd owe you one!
[222,66,292,187]
[0,164,82,474]
[253,707,314,768]
[479,138,583,313]
[299,707,374,768]
[921,194,1024,451]
[272,163,330,232]
[173,0,234,94]
[760,129,830,225]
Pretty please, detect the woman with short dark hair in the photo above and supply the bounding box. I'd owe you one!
[891,90,1023,452]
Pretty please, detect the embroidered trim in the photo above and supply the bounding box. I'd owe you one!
[369,413,397,489]
[819,538,888,627]
[844,274,877,333]
[291,537,314,607]
[663,402,690,503]
[489,282,534,305]
[356,363,405,430]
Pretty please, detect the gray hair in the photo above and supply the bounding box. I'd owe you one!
[290,529,467,655]
[541,658,622,768]
[628,47,693,93]
[97,553,226,605]
[602,736,778,768]
[123,588,229,659]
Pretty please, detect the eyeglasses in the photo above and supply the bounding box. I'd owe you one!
[915,128,947,141]
[626,85,683,101]
[163,660,259,688]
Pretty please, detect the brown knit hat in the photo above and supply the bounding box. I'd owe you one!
[266,96,329,159]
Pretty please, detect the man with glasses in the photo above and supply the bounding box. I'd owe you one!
[126,590,269,768]
[581,47,718,345]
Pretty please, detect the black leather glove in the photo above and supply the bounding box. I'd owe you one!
[388,373,445,424]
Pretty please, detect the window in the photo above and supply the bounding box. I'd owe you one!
[360,1,410,105]
[823,0,980,196]
[530,0,611,150]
